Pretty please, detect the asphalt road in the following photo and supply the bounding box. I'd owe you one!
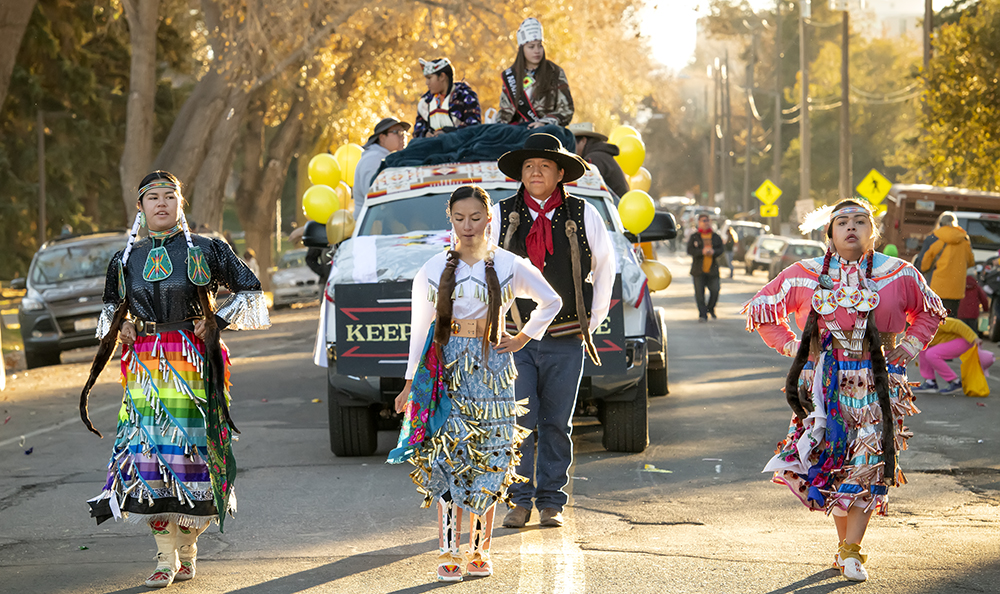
[1,254,999,594]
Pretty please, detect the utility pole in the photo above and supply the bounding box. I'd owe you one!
[722,50,732,212]
[708,61,718,206]
[923,0,933,71]
[744,32,757,214]
[799,0,811,205]
[839,4,852,200]
[37,109,46,247]
[773,0,782,188]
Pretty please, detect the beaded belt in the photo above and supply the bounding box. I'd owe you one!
[135,319,196,336]
[831,332,898,353]
[450,318,487,338]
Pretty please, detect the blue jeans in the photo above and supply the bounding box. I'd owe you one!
[508,334,585,512]
[692,273,720,318]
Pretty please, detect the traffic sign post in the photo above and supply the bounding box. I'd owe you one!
[856,169,891,205]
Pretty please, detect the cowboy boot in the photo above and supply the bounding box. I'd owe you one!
[466,505,495,577]
[437,497,464,582]
[174,523,208,581]
[144,519,179,588]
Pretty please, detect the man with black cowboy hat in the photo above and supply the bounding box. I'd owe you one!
[567,122,630,200]
[489,133,615,529]
[352,117,411,219]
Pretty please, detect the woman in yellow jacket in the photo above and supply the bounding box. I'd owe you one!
[915,317,994,394]
[920,212,976,316]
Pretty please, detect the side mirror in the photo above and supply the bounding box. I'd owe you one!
[624,212,678,243]
[301,220,329,248]
[10,278,26,290]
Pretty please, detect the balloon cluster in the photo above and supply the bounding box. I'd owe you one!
[610,124,672,291]
[302,144,364,244]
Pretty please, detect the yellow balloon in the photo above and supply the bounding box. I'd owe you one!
[307,153,341,187]
[615,135,646,177]
[325,209,356,245]
[618,189,656,234]
[334,181,352,211]
[609,124,641,146]
[334,143,365,187]
[640,260,672,291]
[302,185,339,224]
[630,166,651,192]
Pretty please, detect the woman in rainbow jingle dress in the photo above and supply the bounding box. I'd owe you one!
[81,171,269,588]
[742,199,945,582]
[390,185,560,582]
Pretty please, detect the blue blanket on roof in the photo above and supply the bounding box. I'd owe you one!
[382,123,576,170]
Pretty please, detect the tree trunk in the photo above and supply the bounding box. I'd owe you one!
[236,90,308,292]
[118,0,161,219]
[189,84,252,231]
[0,0,37,112]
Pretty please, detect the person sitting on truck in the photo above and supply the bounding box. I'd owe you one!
[488,133,615,530]
[353,117,410,220]
[567,122,630,199]
[920,211,976,316]
[413,58,482,139]
[496,18,574,128]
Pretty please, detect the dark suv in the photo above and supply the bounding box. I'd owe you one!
[14,232,127,368]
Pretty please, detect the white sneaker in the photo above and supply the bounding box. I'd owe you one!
[841,557,869,582]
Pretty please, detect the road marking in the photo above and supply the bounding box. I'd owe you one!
[0,402,120,448]
[516,465,586,593]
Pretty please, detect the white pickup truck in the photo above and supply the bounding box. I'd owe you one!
[306,158,676,456]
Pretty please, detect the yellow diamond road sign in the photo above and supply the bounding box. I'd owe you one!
[760,204,779,218]
[755,179,782,205]
[856,169,892,205]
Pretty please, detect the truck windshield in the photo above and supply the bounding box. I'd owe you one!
[961,218,1000,251]
[358,190,615,236]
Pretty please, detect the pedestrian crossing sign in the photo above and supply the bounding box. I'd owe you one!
[856,169,892,205]
[755,179,782,205]
[760,204,779,218]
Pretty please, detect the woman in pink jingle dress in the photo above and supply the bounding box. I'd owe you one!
[743,199,946,582]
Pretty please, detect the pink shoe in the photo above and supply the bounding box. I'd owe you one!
[467,559,493,577]
[437,562,463,582]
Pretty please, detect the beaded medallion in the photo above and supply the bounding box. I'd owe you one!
[142,245,173,282]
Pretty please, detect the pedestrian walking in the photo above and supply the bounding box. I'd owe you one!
[567,122,629,199]
[414,57,481,138]
[958,269,989,334]
[742,199,946,582]
[353,117,410,219]
[914,317,994,394]
[390,185,561,582]
[496,18,574,128]
[920,211,975,316]
[488,133,615,529]
[81,170,270,588]
[722,223,739,279]
[242,248,260,279]
[687,214,724,321]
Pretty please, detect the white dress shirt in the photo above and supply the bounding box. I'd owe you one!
[488,193,615,332]
[405,247,562,379]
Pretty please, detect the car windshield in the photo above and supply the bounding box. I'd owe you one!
[789,244,824,258]
[359,190,614,236]
[961,219,1000,251]
[30,239,122,285]
[759,238,786,254]
[278,250,307,269]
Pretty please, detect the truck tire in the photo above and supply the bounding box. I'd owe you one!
[24,348,60,369]
[990,298,1000,342]
[328,397,378,457]
[648,314,669,397]
[602,371,649,453]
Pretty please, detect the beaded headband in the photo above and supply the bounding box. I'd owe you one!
[138,180,180,199]
[830,206,871,221]
[419,58,451,76]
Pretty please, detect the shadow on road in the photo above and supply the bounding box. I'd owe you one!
[765,569,854,594]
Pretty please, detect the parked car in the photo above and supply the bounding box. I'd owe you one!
[270,248,322,308]
[307,158,677,457]
[744,234,789,275]
[767,239,827,280]
[13,232,127,368]
[723,220,770,263]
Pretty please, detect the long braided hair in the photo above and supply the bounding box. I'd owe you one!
[433,186,503,363]
[784,199,896,484]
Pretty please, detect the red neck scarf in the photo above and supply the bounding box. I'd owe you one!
[523,187,564,272]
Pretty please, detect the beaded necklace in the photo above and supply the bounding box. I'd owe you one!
[142,223,182,282]
[810,248,879,357]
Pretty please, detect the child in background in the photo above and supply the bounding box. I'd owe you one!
[915,317,995,394]
[958,267,989,336]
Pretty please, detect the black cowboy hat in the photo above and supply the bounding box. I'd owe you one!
[364,117,411,148]
[497,133,589,183]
